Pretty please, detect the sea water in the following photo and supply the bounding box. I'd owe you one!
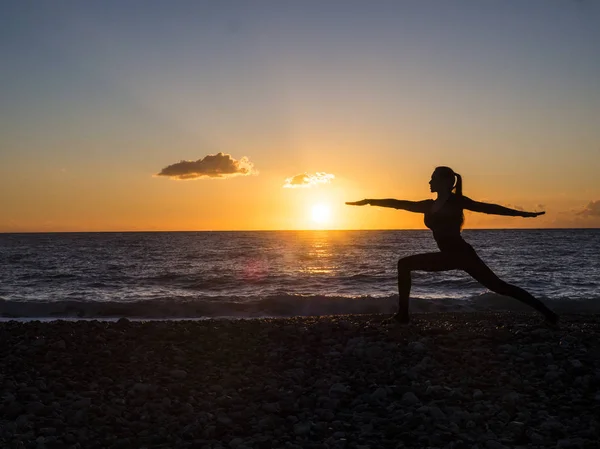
[0,229,599,318]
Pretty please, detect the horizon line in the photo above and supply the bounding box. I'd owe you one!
[1,227,599,235]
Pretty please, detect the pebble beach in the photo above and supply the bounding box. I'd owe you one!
[1,312,599,449]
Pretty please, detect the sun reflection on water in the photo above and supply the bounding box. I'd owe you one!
[299,232,338,275]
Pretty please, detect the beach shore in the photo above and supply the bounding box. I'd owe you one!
[1,312,599,449]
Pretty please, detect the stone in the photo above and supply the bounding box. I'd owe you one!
[401,392,419,405]
[293,421,311,436]
[169,370,188,380]
[502,392,520,406]
[258,417,273,428]
[408,342,426,353]
[528,431,545,444]
[3,401,23,419]
[540,420,564,432]
[329,383,349,397]
[507,421,525,436]
[370,387,387,401]
[53,340,66,350]
[365,346,384,358]
[73,398,91,409]
[217,414,232,426]
[569,359,584,372]
[428,406,446,420]
[229,438,244,449]
[262,402,280,413]
[425,385,444,396]
[26,401,46,415]
[132,383,152,394]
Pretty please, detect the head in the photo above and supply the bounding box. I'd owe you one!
[429,166,462,196]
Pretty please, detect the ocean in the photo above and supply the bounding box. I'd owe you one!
[1,229,599,319]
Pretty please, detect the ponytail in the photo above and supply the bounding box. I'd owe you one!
[453,173,463,197]
[453,172,465,229]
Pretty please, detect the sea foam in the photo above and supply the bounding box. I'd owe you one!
[0,293,597,319]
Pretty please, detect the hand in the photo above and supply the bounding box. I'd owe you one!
[345,199,370,206]
[523,211,545,218]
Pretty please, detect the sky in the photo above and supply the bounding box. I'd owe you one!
[1,0,599,231]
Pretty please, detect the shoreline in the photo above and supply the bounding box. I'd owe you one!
[1,312,599,448]
[2,295,599,322]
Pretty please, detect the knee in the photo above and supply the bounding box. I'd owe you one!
[397,257,411,272]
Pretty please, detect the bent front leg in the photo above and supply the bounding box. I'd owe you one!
[395,252,457,321]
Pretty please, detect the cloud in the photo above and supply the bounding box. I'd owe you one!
[577,200,600,217]
[156,153,257,180]
[283,172,335,188]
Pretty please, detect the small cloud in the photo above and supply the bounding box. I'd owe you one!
[283,172,335,188]
[577,200,600,217]
[156,153,257,180]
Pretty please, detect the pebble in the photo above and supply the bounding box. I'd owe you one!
[473,389,484,400]
[370,387,387,401]
[329,383,349,397]
[408,341,426,353]
[401,392,420,405]
[544,371,561,382]
[0,312,598,449]
[169,369,188,379]
[228,438,244,448]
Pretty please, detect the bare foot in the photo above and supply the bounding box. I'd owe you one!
[381,313,410,325]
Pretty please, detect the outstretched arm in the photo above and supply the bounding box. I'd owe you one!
[346,199,432,213]
[462,197,545,217]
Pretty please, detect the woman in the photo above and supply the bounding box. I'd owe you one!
[346,166,558,325]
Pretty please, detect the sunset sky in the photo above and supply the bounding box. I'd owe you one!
[2,0,599,232]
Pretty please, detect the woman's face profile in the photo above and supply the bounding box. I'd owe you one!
[429,170,452,193]
[429,171,442,192]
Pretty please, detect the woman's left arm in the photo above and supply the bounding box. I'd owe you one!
[461,196,545,217]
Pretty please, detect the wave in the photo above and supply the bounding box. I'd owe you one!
[0,293,598,319]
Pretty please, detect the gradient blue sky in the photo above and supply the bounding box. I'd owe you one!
[1,0,599,231]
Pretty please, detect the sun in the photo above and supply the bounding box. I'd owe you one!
[311,203,331,225]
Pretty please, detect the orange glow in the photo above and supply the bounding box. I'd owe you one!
[311,203,331,225]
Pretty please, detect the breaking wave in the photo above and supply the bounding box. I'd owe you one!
[0,293,598,319]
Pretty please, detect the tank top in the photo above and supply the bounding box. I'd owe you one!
[424,195,473,253]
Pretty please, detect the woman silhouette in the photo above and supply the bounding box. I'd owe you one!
[346,166,558,325]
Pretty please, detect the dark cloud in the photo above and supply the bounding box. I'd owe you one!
[283,172,334,188]
[156,153,257,180]
[577,200,600,217]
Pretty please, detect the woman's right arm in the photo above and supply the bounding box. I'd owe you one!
[346,199,432,213]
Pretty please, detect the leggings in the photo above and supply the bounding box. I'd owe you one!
[397,249,556,320]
